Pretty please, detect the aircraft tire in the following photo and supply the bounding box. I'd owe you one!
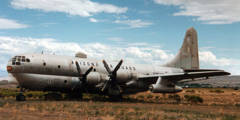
[16,94,26,101]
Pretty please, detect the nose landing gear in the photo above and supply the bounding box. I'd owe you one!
[16,86,26,101]
[16,93,26,101]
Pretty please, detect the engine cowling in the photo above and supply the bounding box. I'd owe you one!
[86,72,101,85]
[116,71,132,83]
[149,84,182,93]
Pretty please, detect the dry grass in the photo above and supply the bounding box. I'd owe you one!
[0,88,240,120]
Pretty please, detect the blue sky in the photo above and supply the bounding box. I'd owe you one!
[0,0,240,76]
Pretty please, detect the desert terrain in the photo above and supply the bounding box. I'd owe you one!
[0,88,240,120]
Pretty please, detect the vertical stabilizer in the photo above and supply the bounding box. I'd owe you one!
[164,27,199,69]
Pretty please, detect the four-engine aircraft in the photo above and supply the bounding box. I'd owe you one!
[6,27,230,101]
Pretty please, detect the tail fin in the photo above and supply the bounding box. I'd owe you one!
[164,27,199,69]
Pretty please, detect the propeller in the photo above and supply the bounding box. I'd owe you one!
[72,61,93,91]
[101,59,123,93]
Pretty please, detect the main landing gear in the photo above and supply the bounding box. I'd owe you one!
[16,86,26,101]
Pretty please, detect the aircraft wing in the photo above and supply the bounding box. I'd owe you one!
[138,70,230,85]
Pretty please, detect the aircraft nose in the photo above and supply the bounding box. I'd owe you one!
[7,66,13,72]
[7,60,13,72]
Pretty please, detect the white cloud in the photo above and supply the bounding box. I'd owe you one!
[89,18,108,23]
[11,0,128,17]
[114,19,153,28]
[89,18,98,23]
[199,51,240,75]
[0,36,173,71]
[154,0,240,24]
[0,18,29,29]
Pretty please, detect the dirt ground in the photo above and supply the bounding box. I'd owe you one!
[0,88,240,120]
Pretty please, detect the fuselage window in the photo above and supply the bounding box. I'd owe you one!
[16,62,21,65]
[22,59,25,62]
[133,67,136,70]
[126,66,128,69]
[64,80,67,83]
[26,59,30,62]
[91,63,94,66]
[129,67,132,70]
[83,62,85,65]
[87,62,90,66]
[79,61,82,65]
[72,61,74,64]
[12,62,15,65]
[96,63,99,66]
[43,62,46,66]
[122,66,124,69]
[58,65,61,68]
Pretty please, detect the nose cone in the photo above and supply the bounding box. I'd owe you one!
[7,61,13,72]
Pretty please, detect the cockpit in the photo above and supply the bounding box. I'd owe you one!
[9,56,31,65]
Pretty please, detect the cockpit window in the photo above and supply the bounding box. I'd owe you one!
[10,56,30,65]
[12,58,16,62]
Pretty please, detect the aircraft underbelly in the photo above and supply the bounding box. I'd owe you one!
[12,73,80,91]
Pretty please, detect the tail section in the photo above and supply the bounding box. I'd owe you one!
[164,27,199,69]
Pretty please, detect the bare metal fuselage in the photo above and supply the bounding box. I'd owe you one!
[7,53,183,95]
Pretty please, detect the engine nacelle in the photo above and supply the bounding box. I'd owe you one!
[149,84,182,93]
[125,80,139,88]
[86,72,101,85]
[116,71,132,83]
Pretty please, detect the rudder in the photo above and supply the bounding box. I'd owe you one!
[164,27,199,69]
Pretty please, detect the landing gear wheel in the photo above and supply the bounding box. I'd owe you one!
[16,94,26,101]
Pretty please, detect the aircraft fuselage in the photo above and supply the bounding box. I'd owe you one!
[7,53,183,94]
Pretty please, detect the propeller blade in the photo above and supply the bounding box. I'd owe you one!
[101,80,109,92]
[115,83,122,93]
[82,66,93,93]
[113,59,123,74]
[71,81,80,91]
[83,66,93,77]
[101,59,124,93]
[75,61,81,76]
[102,60,111,74]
